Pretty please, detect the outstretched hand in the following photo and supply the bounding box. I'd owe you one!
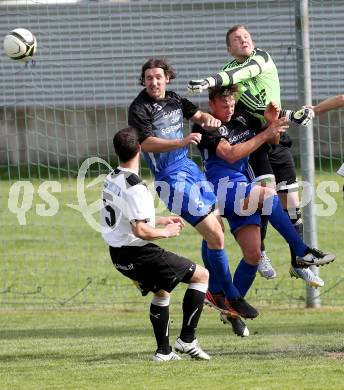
[187,79,210,95]
[291,106,315,126]
[264,117,289,142]
[264,102,280,123]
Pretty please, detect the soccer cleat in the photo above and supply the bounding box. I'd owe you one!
[289,266,324,288]
[226,297,259,319]
[220,313,249,337]
[204,291,238,317]
[174,338,210,360]
[297,248,335,267]
[153,351,182,362]
[257,251,277,279]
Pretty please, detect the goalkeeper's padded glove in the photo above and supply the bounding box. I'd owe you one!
[187,77,216,95]
[282,107,315,126]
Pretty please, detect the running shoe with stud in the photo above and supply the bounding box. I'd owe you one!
[297,248,335,267]
[289,265,324,288]
[220,313,249,337]
[174,338,210,360]
[258,251,277,279]
[204,291,238,317]
[153,351,182,362]
[226,297,259,319]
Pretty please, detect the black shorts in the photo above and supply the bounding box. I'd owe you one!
[248,145,275,183]
[109,243,196,296]
[269,144,298,192]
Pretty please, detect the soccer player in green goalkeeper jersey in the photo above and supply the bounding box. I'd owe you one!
[188,25,321,289]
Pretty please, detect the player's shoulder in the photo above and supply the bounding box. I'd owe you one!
[125,172,145,188]
[129,90,153,111]
[165,90,184,103]
[166,90,180,98]
[254,48,272,62]
[221,59,237,71]
[106,169,146,190]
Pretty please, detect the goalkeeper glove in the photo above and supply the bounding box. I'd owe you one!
[282,107,315,126]
[187,77,216,95]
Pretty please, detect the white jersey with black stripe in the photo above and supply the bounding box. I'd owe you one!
[100,166,155,247]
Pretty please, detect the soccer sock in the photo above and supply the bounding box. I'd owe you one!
[150,296,171,355]
[260,215,269,252]
[207,248,241,300]
[266,195,308,257]
[285,208,303,267]
[201,240,222,293]
[233,259,259,297]
[180,283,207,343]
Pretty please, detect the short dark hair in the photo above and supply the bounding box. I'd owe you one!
[113,127,140,163]
[226,24,246,47]
[139,58,176,86]
[208,85,238,101]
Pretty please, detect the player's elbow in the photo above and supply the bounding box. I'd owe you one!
[140,139,152,152]
[226,154,240,164]
[131,224,147,240]
[219,153,239,164]
[217,146,239,164]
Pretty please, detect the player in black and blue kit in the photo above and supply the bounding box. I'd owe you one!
[128,58,258,319]
[193,86,336,335]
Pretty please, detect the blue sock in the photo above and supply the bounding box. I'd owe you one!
[207,247,240,300]
[201,240,222,293]
[267,195,308,257]
[233,259,258,297]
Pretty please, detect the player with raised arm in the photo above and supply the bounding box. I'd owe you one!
[101,127,211,361]
[192,86,335,336]
[187,25,321,287]
[128,58,258,320]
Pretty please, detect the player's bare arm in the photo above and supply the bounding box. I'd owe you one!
[264,102,282,144]
[192,110,222,130]
[141,133,202,152]
[310,95,344,116]
[216,117,288,164]
[131,219,182,240]
[156,216,186,228]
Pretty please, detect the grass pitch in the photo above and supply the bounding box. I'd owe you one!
[1,307,344,390]
[0,171,343,389]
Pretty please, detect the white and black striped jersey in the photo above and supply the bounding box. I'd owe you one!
[100,167,155,247]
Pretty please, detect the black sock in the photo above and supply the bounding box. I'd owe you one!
[149,303,170,354]
[180,286,205,343]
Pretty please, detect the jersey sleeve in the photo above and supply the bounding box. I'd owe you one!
[181,96,199,119]
[211,49,274,87]
[128,102,154,143]
[192,123,222,153]
[125,184,153,223]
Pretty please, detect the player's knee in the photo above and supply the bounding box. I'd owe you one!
[154,290,170,298]
[206,230,224,249]
[243,247,261,264]
[191,265,209,284]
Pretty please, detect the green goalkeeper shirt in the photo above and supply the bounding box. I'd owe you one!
[214,48,281,122]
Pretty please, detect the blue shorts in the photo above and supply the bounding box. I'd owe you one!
[215,180,261,234]
[155,159,216,226]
